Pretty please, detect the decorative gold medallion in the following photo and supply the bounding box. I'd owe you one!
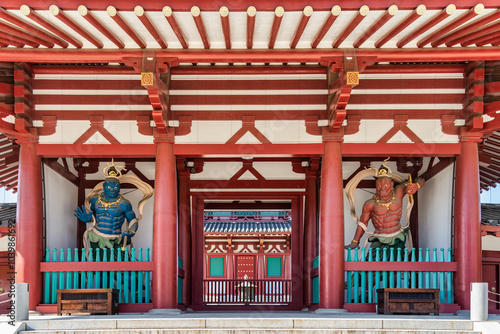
[347,72,359,85]
[141,72,154,86]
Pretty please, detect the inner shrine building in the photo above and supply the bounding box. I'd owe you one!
[2,0,500,314]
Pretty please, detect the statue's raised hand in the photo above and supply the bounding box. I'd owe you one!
[74,205,93,223]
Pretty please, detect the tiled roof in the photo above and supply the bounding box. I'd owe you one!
[204,221,291,234]
[0,203,16,227]
[482,203,500,226]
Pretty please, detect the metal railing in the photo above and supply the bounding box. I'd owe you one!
[203,279,292,305]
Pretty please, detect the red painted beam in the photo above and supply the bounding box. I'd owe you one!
[345,261,457,272]
[170,94,325,105]
[0,35,26,48]
[333,5,369,48]
[470,30,500,47]
[448,20,500,47]
[3,48,500,64]
[341,143,461,157]
[37,144,157,158]
[135,6,167,49]
[163,7,188,49]
[40,261,153,272]
[78,5,125,49]
[170,78,326,89]
[191,6,210,49]
[0,20,52,48]
[32,65,135,75]
[49,5,102,49]
[417,4,483,47]
[0,7,66,48]
[397,4,456,48]
[268,6,284,49]
[354,5,397,48]
[2,1,499,11]
[438,9,500,47]
[189,180,306,189]
[290,6,313,49]
[20,5,81,48]
[246,6,256,49]
[219,6,231,50]
[33,95,150,105]
[107,6,146,49]
[375,5,426,48]
[311,5,341,48]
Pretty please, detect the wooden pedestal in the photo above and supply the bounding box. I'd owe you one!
[57,288,119,315]
[377,288,440,315]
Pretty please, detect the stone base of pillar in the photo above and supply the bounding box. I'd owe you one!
[148,308,182,315]
[314,308,348,314]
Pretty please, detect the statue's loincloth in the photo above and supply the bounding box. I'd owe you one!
[368,227,409,249]
[88,230,123,249]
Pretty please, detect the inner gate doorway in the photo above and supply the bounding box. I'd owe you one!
[192,194,303,310]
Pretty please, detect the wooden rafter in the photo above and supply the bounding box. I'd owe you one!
[163,6,189,49]
[246,6,256,49]
[354,5,398,48]
[135,6,167,49]
[219,6,231,49]
[78,5,125,49]
[49,5,103,49]
[107,6,146,49]
[268,6,284,49]
[290,6,313,49]
[333,5,369,48]
[375,5,426,48]
[20,5,82,48]
[311,6,340,48]
[397,4,456,48]
[0,20,51,47]
[191,6,210,49]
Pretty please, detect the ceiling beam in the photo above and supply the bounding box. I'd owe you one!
[437,9,500,47]
[78,5,125,49]
[0,7,67,48]
[2,1,500,11]
[375,5,425,48]
[397,4,455,48]
[246,6,256,49]
[191,6,210,49]
[49,5,103,49]
[417,4,483,47]
[4,48,500,64]
[0,20,53,48]
[447,20,500,47]
[333,5,369,48]
[290,6,313,49]
[311,5,340,48]
[135,6,167,49]
[20,5,81,48]
[219,6,231,50]
[354,5,397,48]
[268,6,284,49]
[0,35,27,48]
[107,6,146,49]
[163,7,188,49]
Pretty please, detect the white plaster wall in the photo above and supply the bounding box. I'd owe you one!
[37,120,154,144]
[44,164,78,250]
[418,163,454,250]
[483,236,500,251]
[343,119,460,143]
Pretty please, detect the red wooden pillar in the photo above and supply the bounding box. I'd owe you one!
[454,133,482,310]
[177,163,191,306]
[304,159,319,307]
[15,138,43,310]
[319,140,344,309]
[152,140,178,310]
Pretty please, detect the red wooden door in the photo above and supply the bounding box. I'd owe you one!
[0,264,11,314]
[482,251,500,314]
[482,263,500,313]
[236,255,255,279]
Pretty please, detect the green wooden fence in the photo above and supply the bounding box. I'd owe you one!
[312,247,455,305]
[43,247,152,304]
[345,247,454,304]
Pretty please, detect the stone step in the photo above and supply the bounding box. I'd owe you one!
[20,317,477,334]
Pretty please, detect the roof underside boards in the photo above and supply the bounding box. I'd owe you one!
[2,1,500,192]
[0,3,498,51]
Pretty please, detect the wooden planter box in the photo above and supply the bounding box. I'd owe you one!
[377,288,440,315]
[57,288,119,315]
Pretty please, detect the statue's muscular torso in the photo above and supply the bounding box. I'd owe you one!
[361,185,406,234]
